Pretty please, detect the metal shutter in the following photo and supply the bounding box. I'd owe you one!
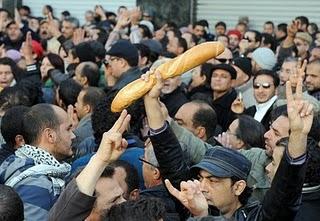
[23,0,136,25]
[197,0,320,32]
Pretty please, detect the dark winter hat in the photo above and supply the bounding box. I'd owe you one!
[212,63,237,79]
[106,40,139,67]
[232,57,252,77]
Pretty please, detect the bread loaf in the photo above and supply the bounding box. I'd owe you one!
[111,42,225,112]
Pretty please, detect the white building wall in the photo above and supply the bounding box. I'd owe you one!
[197,0,320,32]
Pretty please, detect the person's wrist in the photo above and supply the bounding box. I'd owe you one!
[92,153,111,166]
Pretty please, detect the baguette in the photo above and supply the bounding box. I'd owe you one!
[111,41,225,112]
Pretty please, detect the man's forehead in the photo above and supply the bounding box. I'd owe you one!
[272,116,289,133]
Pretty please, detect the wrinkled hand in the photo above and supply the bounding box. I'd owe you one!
[231,97,245,114]
[286,77,313,135]
[96,110,131,163]
[287,20,299,38]
[142,70,163,100]
[165,179,209,217]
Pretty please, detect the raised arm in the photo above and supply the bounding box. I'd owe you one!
[260,77,313,221]
[48,110,131,220]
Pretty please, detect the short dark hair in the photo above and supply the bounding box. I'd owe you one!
[58,79,82,107]
[44,5,53,13]
[295,16,309,28]
[261,33,276,52]
[22,104,60,145]
[81,87,106,111]
[138,24,152,39]
[253,69,280,88]
[200,63,214,88]
[191,100,217,139]
[101,165,115,178]
[247,30,262,43]
[19,5,31,14]
[92,96,144,146]
[277,23,288,34]
[0,185,24,221]
[215,21,226,29]
[178,37,188,53]
[195,20,209,28]
[45,53,65,73]
[134,43,151,64]
[264,21,274,28]
[1,106,30,148]
[105,197,166,221]
[235,115,266,148]
[110,160,139,194]
[0,57,24,80]
[79,62,100,87]
[0,87,33,113]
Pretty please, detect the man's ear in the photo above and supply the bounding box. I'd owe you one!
[232,180,247,196]
[44,128,56,144]
[195,126,206,140]
[14,135,25,149]
[153,168,161,180]
[80,76,88,86]
[129,189,140,201]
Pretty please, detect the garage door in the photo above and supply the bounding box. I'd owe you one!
[197,0,320,32]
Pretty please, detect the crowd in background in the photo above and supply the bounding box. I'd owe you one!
[0,3,319,221]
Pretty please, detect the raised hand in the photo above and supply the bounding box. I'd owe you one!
[20,31,34,64]
[142,70,163,100]
[115,11,131,30]
[286,77,313,135]
[231,94,245,114]
[215,132,233,149]
[72,28,85,45]
[47,12,61,37]
[287,20,299,38]
[95,110,131,163]
[165,179,209,217]
[129,7,141,25]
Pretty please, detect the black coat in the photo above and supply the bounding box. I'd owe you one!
[160,87,189,118]
[294,185,320,221]
[140,184,181,221]
[210,89,237,131]
[245,105,273,131]
[150,123,307,221]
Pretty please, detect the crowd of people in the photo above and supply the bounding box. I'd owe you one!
[0,3,319,221]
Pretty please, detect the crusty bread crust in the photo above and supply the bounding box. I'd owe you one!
[111,42,225,112]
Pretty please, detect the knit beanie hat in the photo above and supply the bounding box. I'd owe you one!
[252,48,276,70]
[232,57,252,77]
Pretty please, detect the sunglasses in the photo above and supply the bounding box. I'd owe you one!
[243,37,253,43]
[139,156,159,168]
[253,82,272,89]
[216,58,233,63]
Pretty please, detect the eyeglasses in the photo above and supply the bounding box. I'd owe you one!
[243,37,253,43]
[216,58,233,63]
[139,156,159,168]
[253,82,272,89]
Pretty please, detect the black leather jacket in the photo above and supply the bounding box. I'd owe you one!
[150,123,307,221]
